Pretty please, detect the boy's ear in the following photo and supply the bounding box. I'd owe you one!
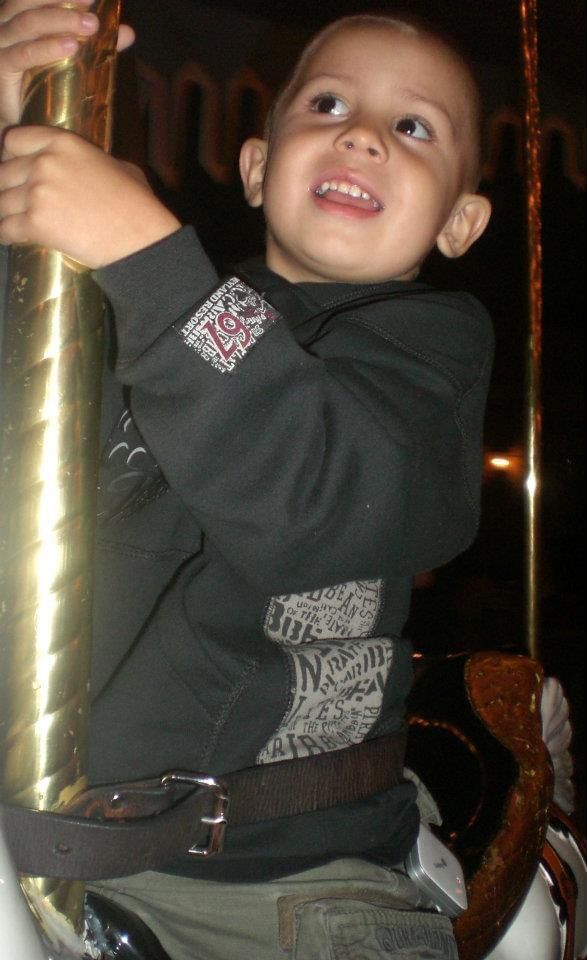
[436,193,492,259]
[239,138,268,208]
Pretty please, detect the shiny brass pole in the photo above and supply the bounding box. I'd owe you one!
[519,0,543,658]
[0,0,120,940]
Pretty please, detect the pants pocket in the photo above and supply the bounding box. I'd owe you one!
[291,898,458,960]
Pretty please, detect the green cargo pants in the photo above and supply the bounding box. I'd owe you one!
[90,857,458,959]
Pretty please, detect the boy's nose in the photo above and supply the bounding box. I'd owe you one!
[334,123,387,161]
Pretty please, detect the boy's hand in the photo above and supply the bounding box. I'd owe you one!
[0,125,180,267]
[0,0,134,130]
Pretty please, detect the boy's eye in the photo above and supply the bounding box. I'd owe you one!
[309,94,349,116]
[395,116,433,141]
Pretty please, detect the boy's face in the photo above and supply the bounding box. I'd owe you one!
[240,25,490,284]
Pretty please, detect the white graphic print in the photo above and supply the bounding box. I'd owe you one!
[258,636,394,762]
[264,579,383,644]
[106,409,148,492]
[178,277,278,373]
[258,579,394,763]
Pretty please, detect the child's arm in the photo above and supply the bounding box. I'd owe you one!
[0,125,180,266]
[93,233,493,597]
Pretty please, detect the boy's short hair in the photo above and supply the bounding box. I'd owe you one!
[264,13,483,188]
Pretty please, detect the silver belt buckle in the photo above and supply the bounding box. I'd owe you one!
[161,770,229,857]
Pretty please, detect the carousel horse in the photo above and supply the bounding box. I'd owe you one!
[406,651,586,960]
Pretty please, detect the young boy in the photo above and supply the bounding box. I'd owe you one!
[0,4,492,958]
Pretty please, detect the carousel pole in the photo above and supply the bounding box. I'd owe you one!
[519,0,543,659]
[0,0,120,944]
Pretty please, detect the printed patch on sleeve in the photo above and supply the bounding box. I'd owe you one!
[177,277,278,373]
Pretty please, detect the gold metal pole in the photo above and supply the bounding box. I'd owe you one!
[519,0,543,658]
[0,0,120,941]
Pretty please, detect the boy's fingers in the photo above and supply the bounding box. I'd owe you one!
[2,123,60,157]
[0,5,133,88]
[0,152,30,185]
[0,0,93,27]
[0,4,97,46]
[0,35,81,76]
[0,208,31,246]
[0,156,32,242]
[0,1,132,46]
[0,181,29,219]
[0,7,98,96]
[116,24,134,52]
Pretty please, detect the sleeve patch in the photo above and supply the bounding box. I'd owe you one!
[177,277,278,373]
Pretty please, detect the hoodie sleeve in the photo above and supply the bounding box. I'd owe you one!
[93,226,493,595]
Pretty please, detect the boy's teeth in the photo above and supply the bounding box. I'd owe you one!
[316,180,380,208]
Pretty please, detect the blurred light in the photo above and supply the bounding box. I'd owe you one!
[484,448,525,481]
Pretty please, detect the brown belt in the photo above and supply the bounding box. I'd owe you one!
[0,730,406,881]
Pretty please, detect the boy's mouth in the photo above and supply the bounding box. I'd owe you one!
[314,179,382,211]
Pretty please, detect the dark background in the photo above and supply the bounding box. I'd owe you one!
[119,0,585,827]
